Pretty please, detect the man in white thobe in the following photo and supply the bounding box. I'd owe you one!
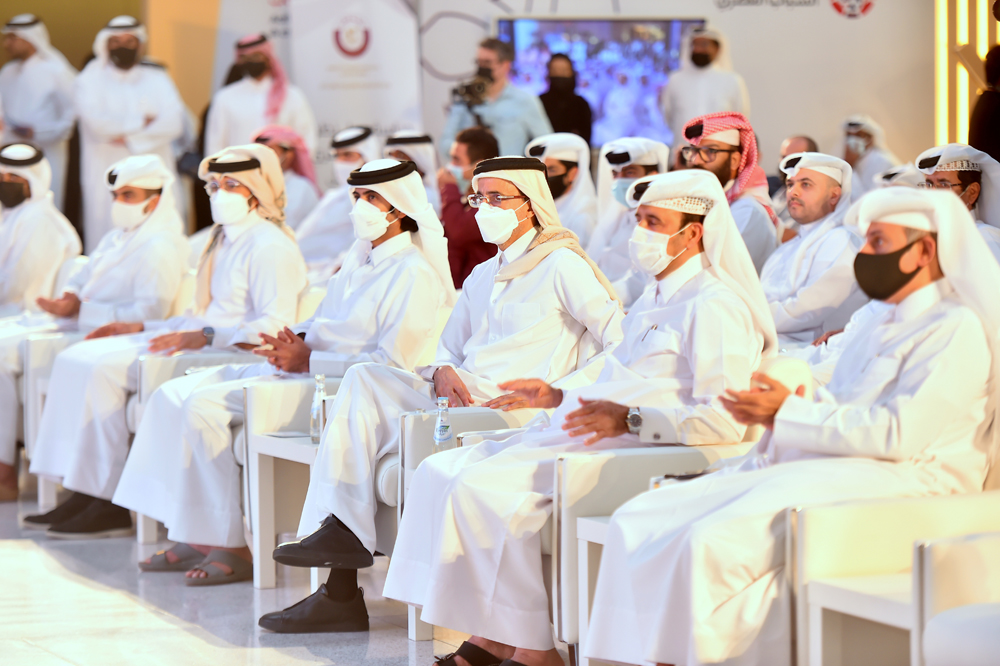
[296,126,381,280]
[844,114,901,199]
[525,133,598,246]
[75,15,184,252]
[0,144,80,319]
[1,154,186,501]
[660,27,750,151]
[0,143,81,500]
[770,135,818,239]
[382,169,777,666]
[25,144,306,538]
[760,152,868,344]
[113,159,454,585]
[587,137,668,306]
[585,187,1000,666]
[259,156,624,634]
[252,125,321,231]
[204,33,317,157]
[874,163,925,189]
[680,112,779,274]
[384,130,442,216]
[0,15,76,210]
[916,143,1000,264]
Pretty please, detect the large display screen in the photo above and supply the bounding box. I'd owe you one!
[496,17,706,146]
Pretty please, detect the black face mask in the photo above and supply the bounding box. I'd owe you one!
[546,173,570,200]
[0,181,28,209]
[853,240,922,301]
[691,52,712,68]
[109,46,138,70]
[548,75,575,94]
[243,60,267,78]
[476,66,495,82]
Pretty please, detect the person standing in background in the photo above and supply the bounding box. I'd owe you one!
[437,127,499,287]
[659,26,750,152]
[0,14,76,211]
[74,16,184,253]
[970,45,1000,164]
[204,34,317,158]
[252,125,321,231]
[538,54,592,146]
[439,38,552,161]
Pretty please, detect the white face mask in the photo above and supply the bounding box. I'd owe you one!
[845,135,869,156]
[210,189,252,226]
[628,224,689,276]
[475,200,527,246]
[448,164,470,192]
[110,199,153,231]
[350,198,394,241]
[334,159,364,187]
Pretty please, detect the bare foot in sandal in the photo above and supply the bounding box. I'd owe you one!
[185,545,252,579]
[439,637,514,666]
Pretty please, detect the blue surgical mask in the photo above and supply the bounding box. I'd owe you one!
[612,177,639,208]
[448,164,470,193]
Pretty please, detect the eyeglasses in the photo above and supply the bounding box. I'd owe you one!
[917,181,964,191]
[680,146,738,163]
[204,178,245,196]
[467,193,527,208]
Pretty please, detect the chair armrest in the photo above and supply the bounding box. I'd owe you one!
[457,428,529,448]
[551,443,755,644]
[244,376,343,436]
[137,351,265,404]
[918,530,1000,623]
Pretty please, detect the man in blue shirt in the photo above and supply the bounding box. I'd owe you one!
[439,38,552,161]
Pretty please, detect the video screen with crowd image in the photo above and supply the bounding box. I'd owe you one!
[496,17,706,147]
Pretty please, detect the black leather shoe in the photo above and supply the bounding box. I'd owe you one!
[272,515,374,569]
[22,492,98,530]
[46,498,133,539]
[258,585,369,633]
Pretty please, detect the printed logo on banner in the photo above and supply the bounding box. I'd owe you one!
[334,15,370,57]
[831,0,874,18]
[715,0,817,9]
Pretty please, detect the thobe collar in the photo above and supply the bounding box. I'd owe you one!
[220,211,265,242]
[500,228,537,266]
[246,74,273,91]
[891,279,954,324]
[655,252,710,304]
[796,216,826,240]
[369,231,413,267]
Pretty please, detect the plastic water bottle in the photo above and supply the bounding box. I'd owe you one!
[432,396,454,454]
[310,374,326,443]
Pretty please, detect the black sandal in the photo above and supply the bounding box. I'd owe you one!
[435,641,502,666]
[498,661,529,666]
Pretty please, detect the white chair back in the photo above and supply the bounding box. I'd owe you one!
[168,269,197,317]
[416,305,453,368]
[296,285,327,321]
[52,256,89,296]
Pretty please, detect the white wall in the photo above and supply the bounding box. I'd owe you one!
[418,0,935,169]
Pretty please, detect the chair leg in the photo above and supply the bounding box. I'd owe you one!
[136,513,159,544]
[408,604,433,641]
[37,476,58,511]
[251,451,277,589]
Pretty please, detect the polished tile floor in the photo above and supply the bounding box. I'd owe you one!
[0,496,567,665]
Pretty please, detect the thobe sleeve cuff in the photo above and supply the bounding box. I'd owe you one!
[638,407,679,445]
[308,352,361,378]
[417,363,454,381]
[78,301,117,329]
[142,319,171,332]
[210,326,248,349]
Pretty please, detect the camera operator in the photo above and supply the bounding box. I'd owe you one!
[439,38,552,162]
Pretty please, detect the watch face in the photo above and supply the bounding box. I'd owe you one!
[628,412,641,427]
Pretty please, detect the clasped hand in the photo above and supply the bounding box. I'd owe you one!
[719,372,804,430]
[253,327,312,373]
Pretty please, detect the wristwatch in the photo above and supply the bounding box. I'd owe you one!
[202,326,215,347]
[626,407,642,434]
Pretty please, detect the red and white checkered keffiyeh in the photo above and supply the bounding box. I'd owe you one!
[237,33,288,126]
[683,112,779,226]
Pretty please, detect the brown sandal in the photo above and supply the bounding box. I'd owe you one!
[184,549,253,586]
[435,641,502,666]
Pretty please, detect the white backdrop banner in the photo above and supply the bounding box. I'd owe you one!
[288,0,423,189]
[418,0,933,168]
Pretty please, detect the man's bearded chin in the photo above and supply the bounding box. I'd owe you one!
[691,162,730,186]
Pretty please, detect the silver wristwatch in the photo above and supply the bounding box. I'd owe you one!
[202,326,215,347]
[626,407,642,434]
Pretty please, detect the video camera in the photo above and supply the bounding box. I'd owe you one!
[451,67,493,108]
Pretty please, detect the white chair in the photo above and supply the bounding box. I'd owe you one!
[789,490,1000,666]
[243,305,455,589]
